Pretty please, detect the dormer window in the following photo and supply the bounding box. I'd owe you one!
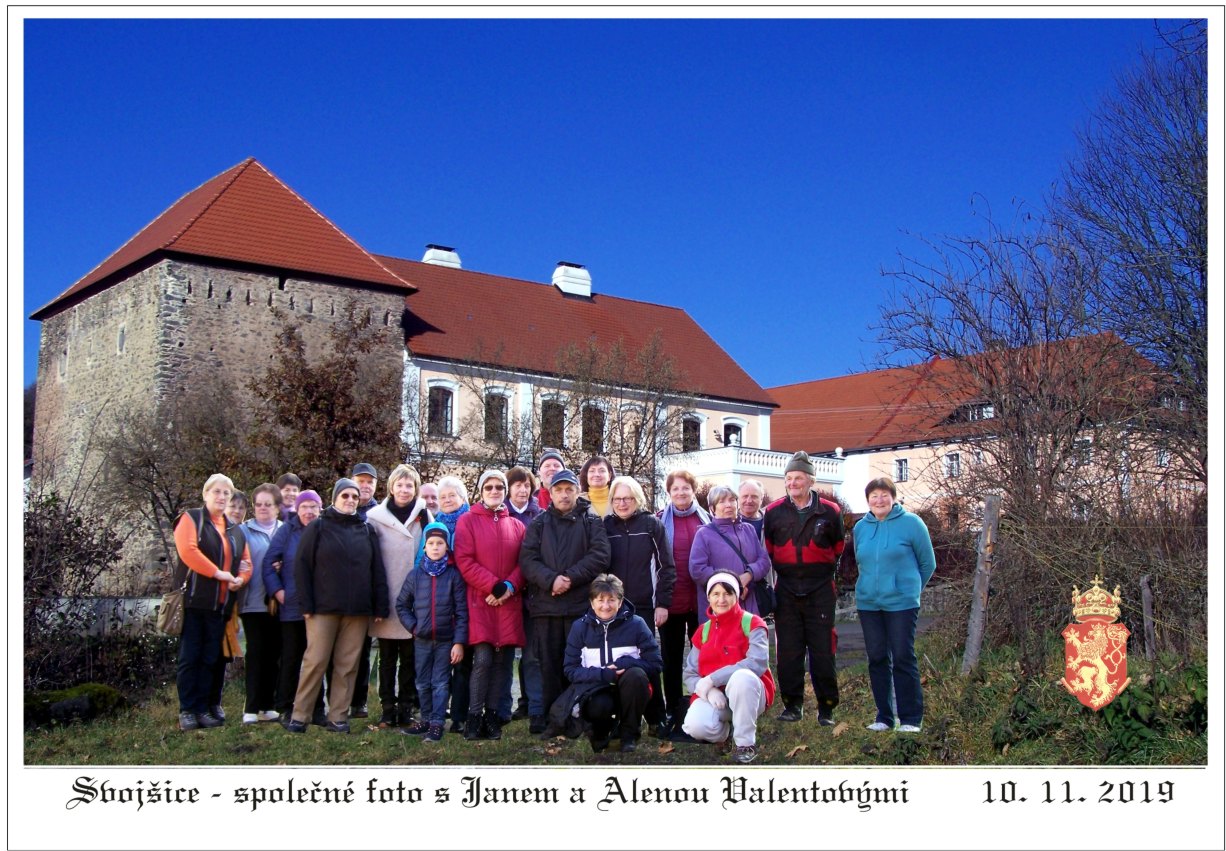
[948,402,995,423]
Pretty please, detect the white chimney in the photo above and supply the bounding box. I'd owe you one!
[422,244,461,268]
[552,261,591,297]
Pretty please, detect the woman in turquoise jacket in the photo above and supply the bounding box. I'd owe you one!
[853,476,935,733]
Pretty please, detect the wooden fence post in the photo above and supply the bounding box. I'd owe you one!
[1140,574,1157,661]
[961,493,1001,676]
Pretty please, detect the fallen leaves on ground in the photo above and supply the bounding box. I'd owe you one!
[786,745,808,759]
[544,745,562,756]
[657,742,675,755]
[832,722,850,737]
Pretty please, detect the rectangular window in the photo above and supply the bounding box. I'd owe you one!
[681,418,700,453]
[541,400,565,449]
[894,458,909,482]
[484,393,509,442]
[427,387,453,436]
[1156,448,1170,468]
[723,424,742,446]
[582,405,605,454]
[1073,438,1093,466]
[944,452,962,478]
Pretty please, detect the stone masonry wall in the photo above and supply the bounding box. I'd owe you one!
[33,258,407,596]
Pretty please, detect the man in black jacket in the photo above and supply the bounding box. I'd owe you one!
[519,469,611,733]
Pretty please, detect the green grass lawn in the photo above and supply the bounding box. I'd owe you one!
[24,636,1206,767]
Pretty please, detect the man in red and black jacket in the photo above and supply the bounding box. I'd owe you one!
[763,451,845,726]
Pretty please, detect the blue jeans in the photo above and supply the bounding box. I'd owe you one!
[177,607,227,713]
[414,639,454,725]
[520,606,543,715]
[858,607,922,726]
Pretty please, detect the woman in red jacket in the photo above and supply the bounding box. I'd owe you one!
[454,469,526,741]
[680,572,775,764]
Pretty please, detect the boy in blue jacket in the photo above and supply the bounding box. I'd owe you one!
[396,522,469,742]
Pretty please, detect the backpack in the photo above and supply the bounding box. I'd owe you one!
[699,611,753,644]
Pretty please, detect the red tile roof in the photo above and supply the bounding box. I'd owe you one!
[769,335,1153,454]
[30,158,413,319]
[380,255,777,407]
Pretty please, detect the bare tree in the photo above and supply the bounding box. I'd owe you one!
[252,299,406,487]
[1055,20,1208,486]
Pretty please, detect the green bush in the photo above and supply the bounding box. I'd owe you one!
[25,683,126,728]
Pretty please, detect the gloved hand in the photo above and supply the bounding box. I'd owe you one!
[695,676,714,699]
[706,688,727,711]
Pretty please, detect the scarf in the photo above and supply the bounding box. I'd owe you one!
[435,503,469,538]
[585,484,610,517]
[660,500,711,546]
[386,495,423,526]
[421,554,450,578]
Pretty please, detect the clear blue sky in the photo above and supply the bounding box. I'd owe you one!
[20,16,1170,391]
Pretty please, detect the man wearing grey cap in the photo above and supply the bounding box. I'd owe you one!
[344,461,379,718]
[519,468,610,730]
[763,451,846,726]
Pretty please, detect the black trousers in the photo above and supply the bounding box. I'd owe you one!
[657,611,698,714]
[531,615,576,715]
[583,666,651,740]
[775,587,839,711]
[240,611,281,713]
[377,637,417,712]
[469,643,513,719]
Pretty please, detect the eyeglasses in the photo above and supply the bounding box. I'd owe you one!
[483,484,506,492]
[612,496,635,503]
[338,493,359,501]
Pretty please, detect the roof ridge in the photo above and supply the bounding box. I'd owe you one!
[257,164,413,289]
[57,158,254,299]
[379,254,688,314]
[164,157,256,248]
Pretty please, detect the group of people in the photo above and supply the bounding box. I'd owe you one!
[172,447,936,763]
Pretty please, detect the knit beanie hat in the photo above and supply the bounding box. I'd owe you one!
[295,490,322,508]
[538,448,564,469]
[332,478,360,501]
[478,469,508,494]
[424,524,451,547]
[785,451,816,477]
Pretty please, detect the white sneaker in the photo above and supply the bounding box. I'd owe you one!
[241,712,260,725]
[866,722,891,732]
[257,710,280,722]
[898,724,922,733]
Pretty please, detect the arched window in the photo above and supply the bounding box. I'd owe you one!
[723,424,743,446]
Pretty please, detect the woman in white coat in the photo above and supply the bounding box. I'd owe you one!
[366,464,432,726]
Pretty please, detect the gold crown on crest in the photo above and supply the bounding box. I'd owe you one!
[1069,575,1122,623]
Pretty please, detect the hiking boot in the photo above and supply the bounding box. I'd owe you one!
[732,745,757,764]
[778,705,803,722]
[423,722,444,743]
[396,704,417,727]
[197,712,224,729]
[402,720,431,735]
[817,710,835,727]
[528,714,547,735]
[178,711,200,731]
[653,714,673,739]
[620,738,638,753]
[325,720,350,734]
[285,719,307,733]
[589,731,611,753]
[485,714,503,741]
[464,716,483,741]
[512,702,529,721]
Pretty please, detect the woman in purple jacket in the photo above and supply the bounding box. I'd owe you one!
[689,485,772,625]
